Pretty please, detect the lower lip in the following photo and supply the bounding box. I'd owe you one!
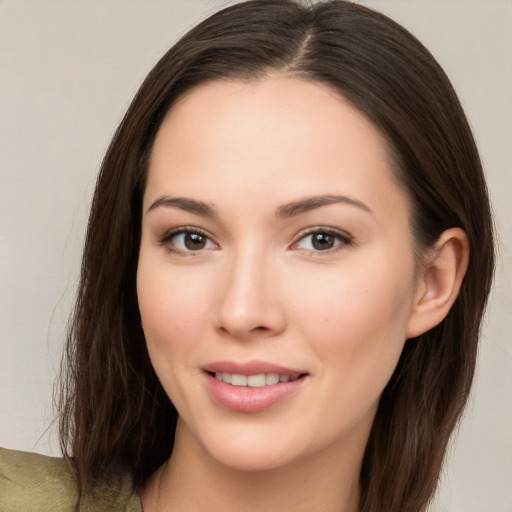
[204,373,306,413]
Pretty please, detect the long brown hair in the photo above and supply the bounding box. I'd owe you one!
[58,1,495,511]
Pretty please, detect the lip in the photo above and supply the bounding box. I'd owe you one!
[203,359,305,376]
[202,360,309,413]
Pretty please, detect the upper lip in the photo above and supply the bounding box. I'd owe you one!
[203,359,307,376]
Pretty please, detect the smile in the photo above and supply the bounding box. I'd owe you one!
[213,372,301,387]
[203,361,309,412]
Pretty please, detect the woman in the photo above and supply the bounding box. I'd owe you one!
[0,1,495,511]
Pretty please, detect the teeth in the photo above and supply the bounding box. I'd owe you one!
[248,374,266,387]
[266,373,279,385]
[231,374,248,386]
[214,372,300,387]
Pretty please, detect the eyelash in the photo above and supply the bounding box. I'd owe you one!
[158,226,353,256]
[158,226,217,256]
[291,227,353,255]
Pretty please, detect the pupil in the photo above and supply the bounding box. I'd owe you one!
[184,233,206,250]
[312,233,334,250]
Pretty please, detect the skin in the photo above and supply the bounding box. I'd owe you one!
[136,75,468,511]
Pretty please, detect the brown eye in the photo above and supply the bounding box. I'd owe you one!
[294,229,352,252]
[311,232,336,250]
[184,232,207,250]
[162,229,217,253]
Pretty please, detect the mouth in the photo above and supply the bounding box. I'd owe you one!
[208,371,304,387]
[202,361,309,413]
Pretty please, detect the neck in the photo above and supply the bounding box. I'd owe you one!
[140,419,364,512]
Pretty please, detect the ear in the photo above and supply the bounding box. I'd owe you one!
[406,228,469,339]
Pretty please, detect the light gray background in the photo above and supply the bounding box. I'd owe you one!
[1,1,511,511]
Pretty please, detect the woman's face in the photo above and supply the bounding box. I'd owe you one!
[137,76,421,471]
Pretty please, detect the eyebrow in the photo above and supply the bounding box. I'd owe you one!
[147,196,217,217]
[276,194,372,218]
[146,194,371,218]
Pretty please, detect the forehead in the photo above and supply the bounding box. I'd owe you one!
[145,76,409,223]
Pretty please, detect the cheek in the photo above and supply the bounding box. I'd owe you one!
[286,253,415,389]
[136,262,212,373]
[289,265,414,440]
[137,262,217,417]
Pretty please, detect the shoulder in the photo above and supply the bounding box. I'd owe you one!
[0,447,141,512]
[0,447,77,511]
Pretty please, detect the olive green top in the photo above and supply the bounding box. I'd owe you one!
[0,447,142,512]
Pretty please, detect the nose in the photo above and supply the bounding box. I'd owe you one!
[214,249,286,340]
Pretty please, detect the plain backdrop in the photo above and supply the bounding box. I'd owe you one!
[1,1,511,511]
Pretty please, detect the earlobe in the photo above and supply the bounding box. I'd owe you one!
[406,228,470,339]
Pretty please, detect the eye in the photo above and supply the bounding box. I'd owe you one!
[160,228,218,254]
[293,229,352,252]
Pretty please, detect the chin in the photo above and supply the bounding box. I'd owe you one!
[179,416,310,473]
[225,441,297,472]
